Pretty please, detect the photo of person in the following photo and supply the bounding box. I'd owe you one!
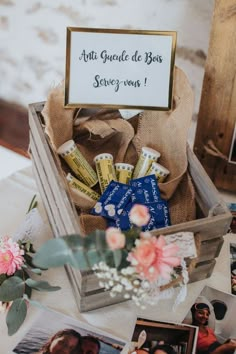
[12,309,126,354]
[183,286,236,354]
[35,328,82,354]
[230,243,236,295]
[129,317,198,354]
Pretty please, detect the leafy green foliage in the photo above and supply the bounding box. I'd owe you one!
[0,195,62,336]
[14,269,32,299]
[0,277,25,302]
[6,298,27,336]
[33,231,129,271]
[0,273,7,286]
[25,279,61,292]
[27,194,38,213]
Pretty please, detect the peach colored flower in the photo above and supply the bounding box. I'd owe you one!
[106,227,126,250]
[0,236,24,276]
[129,204,150,227]
[128,235,180,282]
[131,240,156,267]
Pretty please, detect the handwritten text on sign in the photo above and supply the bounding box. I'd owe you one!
[65,28,176,110]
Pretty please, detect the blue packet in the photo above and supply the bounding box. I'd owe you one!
[129,175,161,204]
[91,181,133,219]
[107,202,132,231]
[142,200,171,232]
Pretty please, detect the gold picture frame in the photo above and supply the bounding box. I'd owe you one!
[65,27,176,110]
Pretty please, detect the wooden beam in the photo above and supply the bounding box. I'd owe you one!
[194,0,236,192]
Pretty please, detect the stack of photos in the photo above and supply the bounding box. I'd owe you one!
[230,243,236,295]
[129,317,198,354]
[183,285,236,354]
[12,309,127,354]
[228,204,236,233]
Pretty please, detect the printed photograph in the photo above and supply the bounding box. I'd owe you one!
[183,285,236,354]
[12,309,126,354]
[129,317,198,354]
[228,203,236,234]
[230,243,236,295]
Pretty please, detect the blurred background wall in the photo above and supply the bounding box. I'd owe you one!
[0,0,215,152]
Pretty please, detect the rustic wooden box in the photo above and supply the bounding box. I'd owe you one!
[29,102,232,312]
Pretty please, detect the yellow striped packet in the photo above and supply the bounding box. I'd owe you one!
[133,147,161,179]
[66,173,100,202]
[146,162,170,182]
[115,163,134,184]
[57,140,98,187]
[94,153,117,193]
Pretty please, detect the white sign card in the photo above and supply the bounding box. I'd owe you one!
[65,27,176,110]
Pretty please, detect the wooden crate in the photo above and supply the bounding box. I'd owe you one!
[29,102,232,312]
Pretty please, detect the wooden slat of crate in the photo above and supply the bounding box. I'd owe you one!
[31,140,127,310]
[29,102,232,311]
[196,237,224,263]
[30,125,98,297]
[29,103,81,235]
[80,259,217,311]
[72,235,225,295]
[30,136,83,296]
[32,158,83,306]
[189,260,216,283]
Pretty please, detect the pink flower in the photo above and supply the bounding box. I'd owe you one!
[129,204,150,227]
[0,236,24,276]
[128,235,180,282]
[106,227,126,250]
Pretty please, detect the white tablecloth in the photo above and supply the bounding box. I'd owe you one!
[0,166,235,353]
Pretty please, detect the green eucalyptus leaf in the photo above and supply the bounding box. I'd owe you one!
[25,284,32,299]
[72,249,91,269]
[113,250,122,268]
[21,241,36,254]
[25,279,61,292]
[27,297,48,310]
[28,268,42,275]
[0,276,24,301]
[24,254,35,267]
[14,269,24,278]
[21,269,32,299]
[27,194,37,213]
[125,235,136,251]
[82,230,107,267]
[85,230,107,250]
[63,234,84,248]
[33,234,103,270]
[85,249,102,267]
[6,298,27,336]
[33,237,78,268]
[25,241,31,253]
[0,273,7,286]
[117,249,130,270]
[33,231,121,271]
[32,200,38,210]
[103,250,116,268]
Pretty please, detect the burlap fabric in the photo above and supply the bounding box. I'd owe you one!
[42,66,196,236]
